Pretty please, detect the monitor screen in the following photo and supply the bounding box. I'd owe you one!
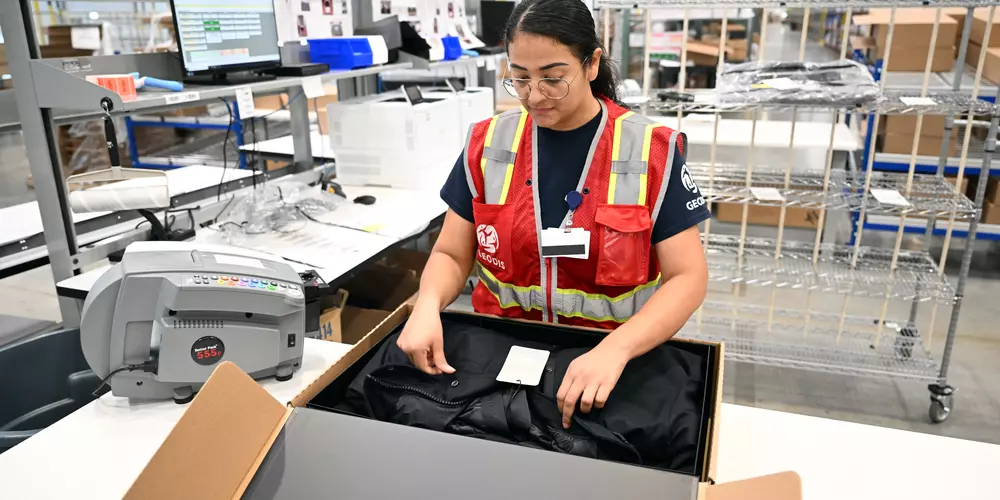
[172,0,281,74]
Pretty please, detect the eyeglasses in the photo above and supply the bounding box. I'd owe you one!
[502,61,587,100]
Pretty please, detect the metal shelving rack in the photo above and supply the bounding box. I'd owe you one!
[0,0,412,326]
[598,0,999,422]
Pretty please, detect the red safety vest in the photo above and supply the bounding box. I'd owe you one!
[463,96,684,330]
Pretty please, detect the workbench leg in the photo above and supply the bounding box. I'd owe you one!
[289,85,314,169]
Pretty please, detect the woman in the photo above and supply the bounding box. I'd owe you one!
[398,0,710,429]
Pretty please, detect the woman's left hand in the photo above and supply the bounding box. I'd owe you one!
[555,342,630,429]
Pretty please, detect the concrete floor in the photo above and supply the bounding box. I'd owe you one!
[1,22,999,444]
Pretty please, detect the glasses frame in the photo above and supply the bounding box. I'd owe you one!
[501,58,590,101]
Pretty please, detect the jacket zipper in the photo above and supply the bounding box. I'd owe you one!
[366,374,469,407]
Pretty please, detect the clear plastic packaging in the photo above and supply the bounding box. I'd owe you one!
[210,182,345,238]
[716,60,880,107]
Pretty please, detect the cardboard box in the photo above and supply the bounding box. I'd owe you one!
[120,304,803,500]
[971,8,1000,48]
[856,9,958,49]
[884,115,948,138]
[985,176,1000,204]
[716,203,819,229]
[882,133,958,157]
[946,175,969,195]
[253,93,288,110]
[983,200,1000,224]
[965,42,1000,84]
[878,45,954,72]
[685,40,728,67]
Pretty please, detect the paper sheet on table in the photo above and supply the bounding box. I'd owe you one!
[241,224,396,276]
[312,189,446,238]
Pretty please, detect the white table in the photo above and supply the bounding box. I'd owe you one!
[715,404,1000,499]
[2,335,997,500]
[55,185,446,300]
[0,166,257,274]
[0,338,353,500]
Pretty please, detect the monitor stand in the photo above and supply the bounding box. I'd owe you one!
[183,71,277,86]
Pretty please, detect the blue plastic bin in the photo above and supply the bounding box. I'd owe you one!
[307,38,374,70]
[441,36,462,61]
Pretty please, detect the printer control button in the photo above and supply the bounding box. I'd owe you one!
[287,288,303,298]
[217,279,225,285]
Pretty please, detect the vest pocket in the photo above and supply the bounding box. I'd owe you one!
[594,204,652,287]
[472,200,513,276]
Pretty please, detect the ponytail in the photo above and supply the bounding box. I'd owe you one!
[504,0,620,103]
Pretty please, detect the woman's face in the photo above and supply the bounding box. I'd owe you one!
[506,33,600,130]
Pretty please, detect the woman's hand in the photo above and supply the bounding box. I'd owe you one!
[396,302,455,375]
[555,342,629,428]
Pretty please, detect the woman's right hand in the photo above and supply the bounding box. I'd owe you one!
[396,301,455,375]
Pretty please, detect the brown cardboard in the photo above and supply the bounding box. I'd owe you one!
[716,203,819,229]
[880,45,954,72]
[985,176,1000,204]
[946,175,969,196]
[983,200,1000,224]
[884,115,948,137]
[883,133,958,157]
[971,8,1000,48]
[317,289,350,342]
[685,40,728,67]
[965,42,1000,84]
[125,302,799,499]
[124,362,290,500]
[253,93,288,110]
[856,9,958,49]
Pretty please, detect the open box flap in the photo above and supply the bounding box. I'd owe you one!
[701,471,802,500]
[124,362,290,500]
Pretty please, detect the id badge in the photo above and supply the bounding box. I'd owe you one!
[541,227,590,259]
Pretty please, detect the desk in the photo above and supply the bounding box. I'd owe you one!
[2,335,997,500]
[0,166,258,276]
[0,338,353,500]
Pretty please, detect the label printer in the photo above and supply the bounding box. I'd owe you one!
[81,242,305,403]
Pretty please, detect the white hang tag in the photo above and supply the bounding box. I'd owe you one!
[760,77,798,90]
[900,96,937,106]
[750,187,785,201]
[871,188,911,207]
[540,227,590,259]
[496,346,550,386]
[235,87,255,116]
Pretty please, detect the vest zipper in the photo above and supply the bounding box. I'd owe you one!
[545,257,555,322]
[366,374,469,407]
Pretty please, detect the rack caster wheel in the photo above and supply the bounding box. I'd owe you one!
[927,383,955,424]
[929,399,950,423]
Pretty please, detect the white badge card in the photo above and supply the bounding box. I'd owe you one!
[496,346,551,386]
[540,227,590,259]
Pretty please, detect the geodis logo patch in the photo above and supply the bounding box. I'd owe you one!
[476,224,506,270]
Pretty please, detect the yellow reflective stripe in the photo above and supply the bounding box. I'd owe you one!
[497,109,528,205]
[608,111,635,204]
[556,274,661,303]
[480,115,500,175]
[638,123,662,205]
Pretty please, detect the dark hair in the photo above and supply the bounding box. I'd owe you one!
[503,0,619,102]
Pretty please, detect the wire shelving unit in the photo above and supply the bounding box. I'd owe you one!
[598,0,999,422]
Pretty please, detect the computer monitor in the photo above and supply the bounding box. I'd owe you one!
[170,0,281,80]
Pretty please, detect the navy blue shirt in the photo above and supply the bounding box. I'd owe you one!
[440,110,710,244]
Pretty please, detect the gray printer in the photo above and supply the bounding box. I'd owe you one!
[81,242,305,403]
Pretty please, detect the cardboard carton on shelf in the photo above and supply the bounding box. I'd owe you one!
[684,40,730,67]
[883,115,948,138]
[882,133,958,157]
[715,203,819,229]
[965,42,1000,85]
[118,303,803,500]
[971,8,1000,48]
[854,9,958,72]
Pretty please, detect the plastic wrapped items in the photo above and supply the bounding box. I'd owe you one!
[716,60,880,107]
[210,181,346,240]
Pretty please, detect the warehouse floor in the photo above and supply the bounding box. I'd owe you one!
[1,22,999,444]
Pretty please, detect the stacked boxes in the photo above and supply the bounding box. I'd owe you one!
[853,9,958,72]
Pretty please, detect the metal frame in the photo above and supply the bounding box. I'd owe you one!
[597,0,997,422]
[0,0,410,326]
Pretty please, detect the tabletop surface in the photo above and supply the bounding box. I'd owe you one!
[56,184,445,295]
[1,338,998,500]
[0,165,255,247]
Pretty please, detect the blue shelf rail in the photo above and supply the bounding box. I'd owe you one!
[125,98,247,170]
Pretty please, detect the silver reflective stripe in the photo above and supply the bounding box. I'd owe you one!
[611,117,652,205]
[463,123,479,200]
[552,280,661,322]
[550,256,559,324]
[651,130,679,225]
[483,111,524,204]
[483,146,516,164]
[559,99,609,229]
[477,264,544,310]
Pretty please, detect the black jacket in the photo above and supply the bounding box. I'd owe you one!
[338,320,704,472]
